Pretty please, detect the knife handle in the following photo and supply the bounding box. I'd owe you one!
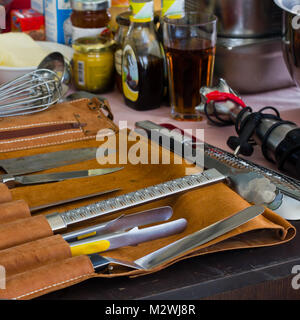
[70,239,111,257]
[0,200,31,224]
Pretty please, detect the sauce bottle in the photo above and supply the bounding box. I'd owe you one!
[122,0,165,110]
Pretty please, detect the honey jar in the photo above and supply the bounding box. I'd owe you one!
[72,36,116,93]
[70,0,111,41]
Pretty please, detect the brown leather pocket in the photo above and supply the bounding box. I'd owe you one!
[0,97,118,153]
[0,122,86,141]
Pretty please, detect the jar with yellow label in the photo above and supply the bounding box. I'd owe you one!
[72,36,116,93]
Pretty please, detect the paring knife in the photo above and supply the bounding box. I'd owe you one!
[88,205,265,272]
[1,167,123,188]
[0,147,114,176]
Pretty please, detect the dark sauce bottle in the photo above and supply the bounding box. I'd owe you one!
[122,0,164,111]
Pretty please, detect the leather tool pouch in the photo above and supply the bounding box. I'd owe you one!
[0,111,296,299]
[0,97,117,153]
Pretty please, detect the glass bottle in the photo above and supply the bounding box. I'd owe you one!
[109,0,130,34]
[122,0,165,110]
[114,11,131,93]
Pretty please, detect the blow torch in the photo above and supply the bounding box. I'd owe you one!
[196,79,300,180]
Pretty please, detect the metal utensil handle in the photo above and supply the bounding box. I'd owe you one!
[63,206,173,242]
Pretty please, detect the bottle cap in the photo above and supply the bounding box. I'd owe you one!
[130,0,154,23]
[71,0,111,11]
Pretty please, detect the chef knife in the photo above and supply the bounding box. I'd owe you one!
[0,147,114,176]
[88,205,265,272]
[1,167,123,188]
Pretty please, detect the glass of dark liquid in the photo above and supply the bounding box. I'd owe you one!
[163,12,217,121]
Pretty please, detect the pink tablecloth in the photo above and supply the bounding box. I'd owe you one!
[105,86,300,170]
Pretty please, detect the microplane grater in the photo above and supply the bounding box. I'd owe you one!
[46,168,226,232]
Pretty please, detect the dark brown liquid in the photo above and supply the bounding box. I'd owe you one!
[165,46,215,115]
[123,54,165,111]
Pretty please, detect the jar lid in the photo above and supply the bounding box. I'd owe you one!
[116,11,131,27]
[72,36,115,53]
[71,0,110,11]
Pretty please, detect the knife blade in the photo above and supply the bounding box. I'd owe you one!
[1,167,123,188]
[134,205,265,270]
[0,147,114,176]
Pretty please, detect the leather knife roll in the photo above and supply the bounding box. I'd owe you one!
[0,235,71,277]
[0,183,12,203]
[0,130,296,299]
[0,200,31,224]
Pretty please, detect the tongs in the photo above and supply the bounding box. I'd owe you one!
[86,205,265,271]
[62,206,187,256]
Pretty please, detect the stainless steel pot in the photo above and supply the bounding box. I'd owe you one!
[214,37,294,93]
[186,0,282,38]
[274,0,300,88]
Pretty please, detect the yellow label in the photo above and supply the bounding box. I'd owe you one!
[162,0,184,18]
[71,240,111,256]
[122,44,139,102]
[130,0,154,22]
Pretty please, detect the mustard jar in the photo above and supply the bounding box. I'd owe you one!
[72,36,116,93]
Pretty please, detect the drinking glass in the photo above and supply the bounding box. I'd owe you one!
[163,12,217,121]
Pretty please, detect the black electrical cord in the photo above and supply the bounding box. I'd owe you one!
[204,102,235,127]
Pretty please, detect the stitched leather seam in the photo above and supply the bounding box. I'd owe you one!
[0,130,83,144]
[0,121,78,131]
[0,135,97,152]
[13,273,93,300]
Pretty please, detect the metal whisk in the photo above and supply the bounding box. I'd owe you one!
[0,68,62,117]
